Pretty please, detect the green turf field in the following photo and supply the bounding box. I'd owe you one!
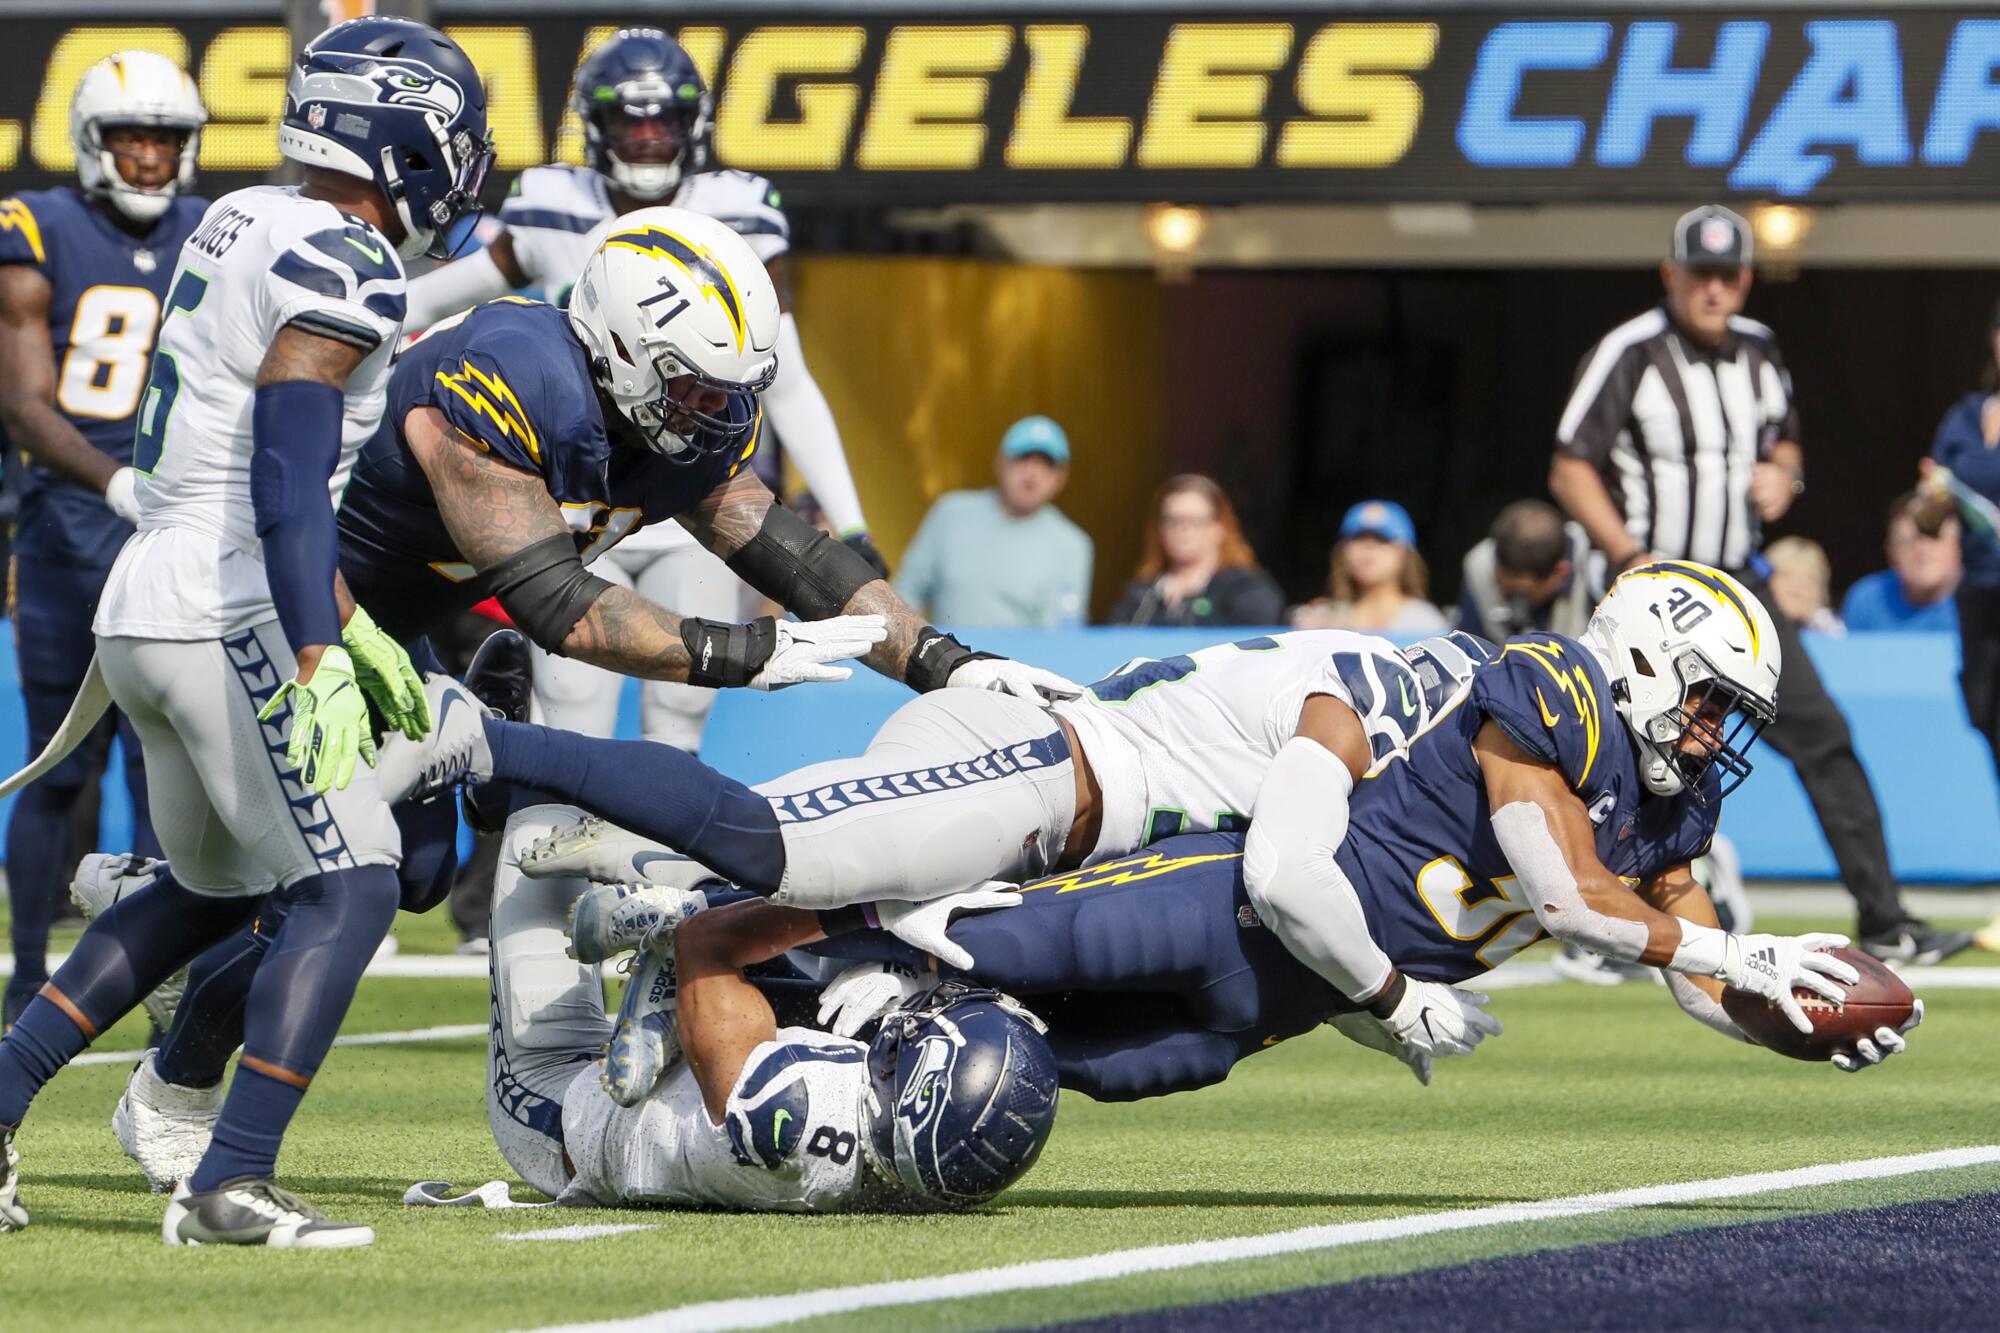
[4,912,1995,1331]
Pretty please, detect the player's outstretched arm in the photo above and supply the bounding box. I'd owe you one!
[675,900,826,1121]
[402,231,523,331]
[0,266,133,514]
[680,469,1081,700]
[1475,721,1858,1033]
[407,408,881,689]
[251,323,378,792]
[1636,865,1756,1045]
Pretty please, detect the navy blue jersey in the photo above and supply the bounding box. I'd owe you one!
[337,297,761,641]
[1339,632,1719,984]
[0,187,205,564]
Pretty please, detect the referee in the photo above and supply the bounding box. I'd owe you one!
[1549,204,1971,965]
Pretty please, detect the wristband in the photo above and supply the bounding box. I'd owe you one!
[1668,919,1732,978]
[1364,969,1408,1019]
[904,625,993,694]
[680,616,778,689]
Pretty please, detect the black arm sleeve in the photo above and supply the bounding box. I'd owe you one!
[723,503,881,621]
[482,532,614,653]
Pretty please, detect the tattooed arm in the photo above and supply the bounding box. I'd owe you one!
[403,404,700,681]
[678,468,927,679]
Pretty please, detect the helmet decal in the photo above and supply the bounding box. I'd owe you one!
[603,225,748,353]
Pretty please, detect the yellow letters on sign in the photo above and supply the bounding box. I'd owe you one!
[446,27,544,169]
[857,26,1013,171]
[1278,23,1438,169]
[197,27,290,172]
[716,27,867,172]
[1137,23,1293,169]
[1006,25,1132,169]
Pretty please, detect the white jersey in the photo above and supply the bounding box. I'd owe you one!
[498,164,790,555]
[95,186,404,640]
[1054,630,1430,863]
[559,1026,879,1212]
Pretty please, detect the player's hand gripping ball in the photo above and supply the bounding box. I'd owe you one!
[1723,946,1919,1067]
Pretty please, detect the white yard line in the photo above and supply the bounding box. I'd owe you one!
[71,1022,484,1068]
[517,1146,2000,1333]
[502,1224,661,1243]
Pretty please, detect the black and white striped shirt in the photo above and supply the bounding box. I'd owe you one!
[1556,306,1798,569]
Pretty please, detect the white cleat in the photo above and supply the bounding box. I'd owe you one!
[567,882,707,965]
[372,674,495,804]
[0,1124,26,1232]
[603,946,682,1108]
[114,1051,221,1194]
[70,854,186,1033]
[163,1176,374,1248]
[521,815,711,887]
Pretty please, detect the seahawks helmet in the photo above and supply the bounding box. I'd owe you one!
[69,51,207,223]
[1587,561,1780,802]
[568,206,779,460]
[1400,630,1500,717]
[572,29,713,202]
[864,983,1059,1209]
[278,17,495,260]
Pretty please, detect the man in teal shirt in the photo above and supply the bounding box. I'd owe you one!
[895,416,1095,628]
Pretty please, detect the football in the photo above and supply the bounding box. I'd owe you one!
[1722,947,1916,1061]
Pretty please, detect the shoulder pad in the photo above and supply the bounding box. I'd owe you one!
[1474,634,1615,791]
[499,166,604,236]
[427,300,574,471]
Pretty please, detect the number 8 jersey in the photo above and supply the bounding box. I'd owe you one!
[94,186,405,640]
[1054,630,1436,863]
[0,186,205,566]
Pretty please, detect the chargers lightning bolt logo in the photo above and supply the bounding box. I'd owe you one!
[602,225,749,352]
[435,357,540,464]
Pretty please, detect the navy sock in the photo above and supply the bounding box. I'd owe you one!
[483,718,786,890]
[154,902,284,1090]
[188,866,398,1188]
[188,1065,303,1191]
[3,780,81,999]
[394,793,460,914]
[0,871,253,1123]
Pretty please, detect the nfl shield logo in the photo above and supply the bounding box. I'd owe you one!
[308,103,327,130]
[1700,217,1734,254]
[132,249,156,274]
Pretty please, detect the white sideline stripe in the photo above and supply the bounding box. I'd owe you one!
[0,951,487,979]
[70,1023,485,1068]
[502,1224,660,1243]
[518,1145,2000,1333]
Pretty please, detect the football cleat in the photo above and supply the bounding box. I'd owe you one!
[70,854,187,1034]
[1858,921,1974,968]
[162,1176,373,1248]
[521,815,711,887]
[567,882,707,964]
[602,945,682,1108]
[114,1052,222,1193]
[371,674,495,804]
[0,1124,27,1232]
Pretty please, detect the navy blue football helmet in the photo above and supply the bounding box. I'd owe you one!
[864,983,1059,1209]
[1401,629,1501,717]
[279,16,495,260]
[571,29,713,202]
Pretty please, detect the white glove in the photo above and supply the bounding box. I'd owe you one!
[1832,997,1923,1073]
[1328,978,1502,1086]
[946,657,1084,702]
[749,615,888,690]
[875,882,1021,971]
[816,961,934,1038]
[104,466,141,524]
[1717,931,1859,1034]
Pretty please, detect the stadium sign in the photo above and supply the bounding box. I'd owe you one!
[3,12,2000,203]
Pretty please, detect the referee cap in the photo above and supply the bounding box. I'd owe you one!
[1670,205,1751,269]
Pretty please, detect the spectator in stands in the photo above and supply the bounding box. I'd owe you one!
[1764,536,1845,635]
[894,415,1093,629]
[1843,492,1961,633]
[1457,499,1599,640]
[1292,500,1447,634]
[1110,475,1285,627]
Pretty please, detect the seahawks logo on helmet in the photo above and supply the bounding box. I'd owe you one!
[294,57,467,123]
[894,1034,958,1133]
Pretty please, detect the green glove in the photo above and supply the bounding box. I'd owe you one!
[343,605,431,741]
[260,645,375,794]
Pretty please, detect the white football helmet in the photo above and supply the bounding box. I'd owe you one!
[1586,560,1781,801]
[70,51,207,223]
[567,207,780,460]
